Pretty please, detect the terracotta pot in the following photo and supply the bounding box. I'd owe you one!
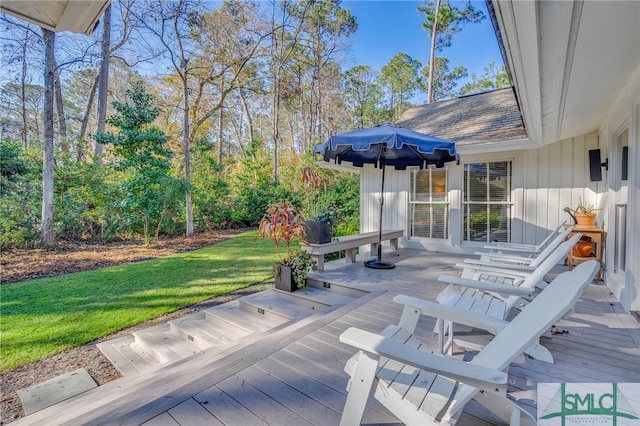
[573,236,594,257]
[575,212,597,227]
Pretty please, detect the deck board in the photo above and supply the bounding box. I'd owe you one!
[216,374,314,425]
[12,249,640,426]
[236,365,343,424]
[167,398,223,426]
[194,385,264,425]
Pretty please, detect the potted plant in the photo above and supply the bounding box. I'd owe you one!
[255,202,317,292]
[564,197,600,227]
[303,205,341,244]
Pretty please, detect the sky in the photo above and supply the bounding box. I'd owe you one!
[341,0,504,99]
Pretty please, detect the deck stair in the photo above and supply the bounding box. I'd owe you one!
[97,284,358,377]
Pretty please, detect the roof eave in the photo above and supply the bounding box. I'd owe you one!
[0,0,111,35]
[488,0,544,147]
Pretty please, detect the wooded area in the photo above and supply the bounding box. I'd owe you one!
[0,0,507,249]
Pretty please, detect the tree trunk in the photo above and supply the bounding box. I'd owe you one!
[299,73,308,151]
[20,32,28,148]
[217,103,224,177]
[238,88,253,149]
[53,66,68,153]
[182,66,193,237]
[427,0,441,105]
[229,110,246,157]
[272,82,280,183]
[41,29,56,249]
[78,74,100,161]
[94,3,111,162]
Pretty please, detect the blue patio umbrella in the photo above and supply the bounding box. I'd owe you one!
[314,123,459,269]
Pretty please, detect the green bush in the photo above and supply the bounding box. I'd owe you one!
[0,141,41,248]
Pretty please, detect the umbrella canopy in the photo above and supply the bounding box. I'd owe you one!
[314,123,459,269]
[314,123,459,169]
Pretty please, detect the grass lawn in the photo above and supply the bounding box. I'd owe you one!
[0,230,284,372]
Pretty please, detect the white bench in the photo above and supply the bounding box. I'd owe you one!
[300,229,404,271]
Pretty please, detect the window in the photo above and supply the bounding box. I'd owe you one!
[410,168,448,239]
[463,161,512,242]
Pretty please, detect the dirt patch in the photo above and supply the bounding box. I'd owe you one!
[0,230,273,424]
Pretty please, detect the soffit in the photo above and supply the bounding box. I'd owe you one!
[0,0,110,35]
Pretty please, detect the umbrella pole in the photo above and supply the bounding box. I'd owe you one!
[365,155,395,269]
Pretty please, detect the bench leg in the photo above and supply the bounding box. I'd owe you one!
[369,243,378,257]
[390,237,399,250]
[345,248,357,263]
[313,255,324,272]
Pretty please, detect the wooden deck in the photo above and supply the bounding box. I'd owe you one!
[14,249,640,425]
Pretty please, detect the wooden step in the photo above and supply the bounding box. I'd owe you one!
[239,290,320,322]
[307,273,371,298]
[204,300,287,334]
[133,324,201,364]
[96,335,161,376]
[273,286,356,309]
[168,313,230,349]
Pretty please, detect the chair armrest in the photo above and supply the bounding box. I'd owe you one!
[437,275,535,298]
[457,262,534,280]
[340,327,507,391]
[459,259,536,272]
[473,251,536,264]
[393,294,511,334]
[483,244,540,254]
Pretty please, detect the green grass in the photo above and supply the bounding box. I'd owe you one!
[0,230,284,372]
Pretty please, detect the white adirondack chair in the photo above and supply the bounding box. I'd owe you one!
[433,234,582,362]
[483,221,567,254]
[461,226,574,271]
[339,261,599,426]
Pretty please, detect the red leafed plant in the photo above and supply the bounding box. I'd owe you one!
[256,201,306,262]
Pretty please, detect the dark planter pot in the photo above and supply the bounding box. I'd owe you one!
[303,220,332,244]
[275,263,296,292]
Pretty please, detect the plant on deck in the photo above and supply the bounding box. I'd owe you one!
[255,201,317,291]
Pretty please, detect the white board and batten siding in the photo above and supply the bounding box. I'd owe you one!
[360,131,602,255]
[520,132,601,243]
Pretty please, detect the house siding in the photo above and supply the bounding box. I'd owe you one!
[597,67,640,312]
[360,132,600,254]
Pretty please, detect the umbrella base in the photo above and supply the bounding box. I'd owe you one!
[364,259,396,269]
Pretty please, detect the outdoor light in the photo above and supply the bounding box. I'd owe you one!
[588,149,608,181]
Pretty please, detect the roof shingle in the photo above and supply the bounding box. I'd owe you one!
[395,88,527,146]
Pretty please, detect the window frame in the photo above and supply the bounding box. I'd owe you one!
[409,166,450,240]
[462,160,514,243]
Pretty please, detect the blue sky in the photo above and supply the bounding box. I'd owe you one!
[342,0,504,97]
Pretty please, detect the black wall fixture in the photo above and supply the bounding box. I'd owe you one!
[622,146,628,181]
[589,149,608,182]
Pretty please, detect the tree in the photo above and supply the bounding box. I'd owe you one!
[267,0,310,182]
[343,65,386,129]
[187,1,270,174]
[95,80,180,243]
[0,83,44,144]
[93,3,111,162]
[420,57,467,101]
[41,28,55,249]
[380,52,421,118]
[418,0,484,103]
[461,61,510,95]
[86,0,140,161]
[295,0,357,145]
[135,0,200,236]
[0,15,44,148]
